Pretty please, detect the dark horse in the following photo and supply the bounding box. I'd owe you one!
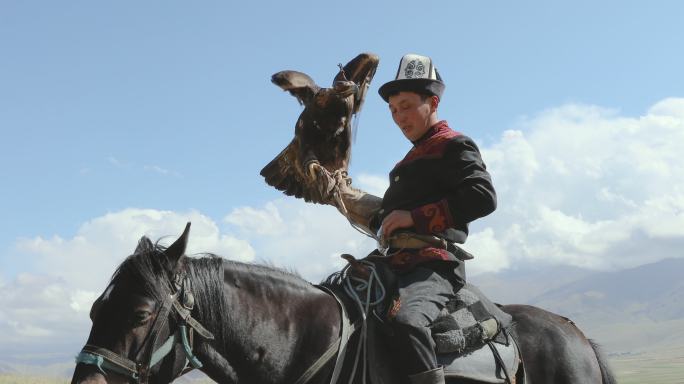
[72,224,616,384]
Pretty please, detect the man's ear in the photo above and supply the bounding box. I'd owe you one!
[430,95,440,111]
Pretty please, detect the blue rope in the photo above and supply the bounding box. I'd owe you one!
[180,324,203,368]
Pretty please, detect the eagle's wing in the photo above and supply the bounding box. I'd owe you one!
[260,138,331,203]
[271,71,320,105]
[334,53,379,114]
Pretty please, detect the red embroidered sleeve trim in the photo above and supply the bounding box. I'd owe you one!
[411,199,454,234]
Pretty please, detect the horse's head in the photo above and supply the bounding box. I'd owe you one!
[71,223,213,384]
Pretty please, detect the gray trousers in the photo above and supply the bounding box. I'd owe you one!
[388,261,464,376]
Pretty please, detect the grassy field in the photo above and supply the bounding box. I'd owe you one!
[0,374,216,384]
[3,354,683,383]
[0,375,68,384]
[610,352,684,384]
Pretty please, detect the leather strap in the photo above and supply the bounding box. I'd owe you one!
[488,341,513,384]
[75,270,214,383]
[320,285,359,384]
[292,286,360,384]
[387,232,447,249]
[78,345,139,378]
[172,300,215,340]
[136,293,176,383]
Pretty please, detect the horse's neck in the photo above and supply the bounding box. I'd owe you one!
[197,260,341,384]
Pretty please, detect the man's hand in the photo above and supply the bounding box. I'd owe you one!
[381,210,414,239]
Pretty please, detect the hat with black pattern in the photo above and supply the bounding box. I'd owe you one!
[378,53,445,102]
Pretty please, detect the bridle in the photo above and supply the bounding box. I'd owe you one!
[75,269,215,383]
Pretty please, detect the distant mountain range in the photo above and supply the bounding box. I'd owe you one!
[530,257,684,320]
[471,257,684,354]
[0,361,73,377]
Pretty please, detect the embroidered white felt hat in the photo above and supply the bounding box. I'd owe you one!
[378,53,445,102]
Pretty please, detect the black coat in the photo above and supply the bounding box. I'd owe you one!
[370,121,496,245]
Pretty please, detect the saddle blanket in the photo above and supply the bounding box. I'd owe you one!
[431,283,513,354]
[366,315,519,384]
[322,263,518,384]
[438,337,519,383]
[373,281,518,384]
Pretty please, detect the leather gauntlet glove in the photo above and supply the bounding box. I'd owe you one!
[316,168,382,237]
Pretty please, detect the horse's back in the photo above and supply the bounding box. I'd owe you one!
[502,304,605,384]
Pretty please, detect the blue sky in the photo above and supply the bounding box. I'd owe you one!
[2,1,682,247]
[1,0,683,366]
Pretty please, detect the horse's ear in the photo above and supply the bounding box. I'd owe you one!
[164,222,190,270]
[135,236,153,254]
[272,70,320,105]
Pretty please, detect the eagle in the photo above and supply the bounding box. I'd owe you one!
[260,52,380,203]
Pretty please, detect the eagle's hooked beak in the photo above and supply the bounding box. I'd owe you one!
[333,81,358,98]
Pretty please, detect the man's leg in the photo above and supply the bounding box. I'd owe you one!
[389,264,461,383]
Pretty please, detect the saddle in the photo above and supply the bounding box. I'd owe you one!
[321,257,521,384]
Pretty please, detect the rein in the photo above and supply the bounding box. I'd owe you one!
[293,263,385,384]
[75,269,215,383]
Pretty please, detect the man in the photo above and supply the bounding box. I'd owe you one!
[328,54,496,384]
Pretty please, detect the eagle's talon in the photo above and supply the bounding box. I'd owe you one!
[308,162,323,180]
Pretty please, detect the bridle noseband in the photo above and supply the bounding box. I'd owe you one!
[75,270,214,383]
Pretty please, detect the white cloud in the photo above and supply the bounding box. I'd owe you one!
[474,97,684,271]
[69,290,100,313]
[225,202,285,236]
[2,209,256,362]
[107,156,125,167]
[356,173,389,196]
[462,228,509,275]
[224,199,377,281]
[143,164,181,177]
[0,274,86,343]
[15,208,254,291]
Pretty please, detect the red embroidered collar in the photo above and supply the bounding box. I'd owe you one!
[395,121,461,167]
[411,120,451,145]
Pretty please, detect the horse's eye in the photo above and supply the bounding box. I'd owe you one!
[132,310,152,326]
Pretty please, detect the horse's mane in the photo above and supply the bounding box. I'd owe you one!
[184,254,228,348]
[110,236,316,353]
[320,269,345,288]
[221,259,312,290]
[109,238,175,301]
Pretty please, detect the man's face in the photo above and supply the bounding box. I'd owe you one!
[388,91,434,142]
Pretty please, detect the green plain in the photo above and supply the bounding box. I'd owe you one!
[2,353,683,383]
